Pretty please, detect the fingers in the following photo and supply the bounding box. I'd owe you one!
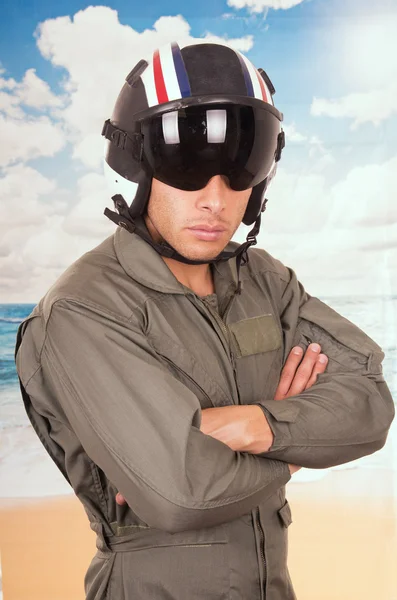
[287,343,327,397]
[274,343,329,400]
[274,346,304,400]
[304,352,328,390]
[115,492,126,505]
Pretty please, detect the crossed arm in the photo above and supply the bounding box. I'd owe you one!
[116,341,326,506]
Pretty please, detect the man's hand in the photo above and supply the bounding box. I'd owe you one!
[274,343,328,401]
[199,404,268,452]
[199,343,328,453]
[276,342,328,475]
[116,343,329,504]
[197,343,329,476]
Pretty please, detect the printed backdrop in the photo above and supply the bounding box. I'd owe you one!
[0,0,396,599]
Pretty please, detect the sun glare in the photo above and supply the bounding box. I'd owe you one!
[340,15,397,91]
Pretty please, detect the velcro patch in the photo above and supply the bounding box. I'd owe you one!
[228,314,282,358]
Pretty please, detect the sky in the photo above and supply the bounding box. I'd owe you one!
[0,0,396,302]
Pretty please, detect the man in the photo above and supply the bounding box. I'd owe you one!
[15,41,394,600]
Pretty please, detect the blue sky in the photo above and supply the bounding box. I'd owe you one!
[1,0,396,301]
[1,0,395,175]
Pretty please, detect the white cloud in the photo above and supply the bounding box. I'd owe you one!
[227,0,305,14]
[0,164,65,236]
[63,171,116,238]
[311,83,397,129]
[16,68,63,110]
[339,15,397,92]
[0,91,24,119]
[0,68,66,165]
[0,68,63,112]
[0,165,114,302]
[199,32,254,52]
[0,76,17,90]
[0,114,66,167]
[283,122,307,143]
[234,154,397,295]
[311,14,397,128]
[0,164,72,299]
[20,216,84,268]
[326,155,397,229]
[257,166,329,234]
[281,126,335,173]
[259,154,397,235]
[307,135,335,172]
[72,134,106,170]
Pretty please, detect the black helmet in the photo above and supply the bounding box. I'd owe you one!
[102,41,285,283]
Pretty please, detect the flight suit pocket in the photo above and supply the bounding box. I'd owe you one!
[228,314,282,358]
[107,531,230,600]
[293,297,385,378]
[228,313,284,405]
[148,332,232,408]
[119,543,230,599]
[258,496,295,599]
[278,500,293,528]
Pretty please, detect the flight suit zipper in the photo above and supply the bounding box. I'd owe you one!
[197,295,241,404]
[204,301,236,365]
[255,507,267,598]
[160,355,215,408]
[196,293,268,595]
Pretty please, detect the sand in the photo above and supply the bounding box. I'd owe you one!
[0,469,396,600]
[0,495,95,600]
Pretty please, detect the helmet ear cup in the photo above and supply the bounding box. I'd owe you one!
[128,175,152,219]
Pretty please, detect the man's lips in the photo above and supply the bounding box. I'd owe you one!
[188,225,227,232]
[187,226,226,240]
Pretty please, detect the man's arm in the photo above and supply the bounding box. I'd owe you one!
[15,298,291,534]
[255,264,395,469]
[199,343,328,455]
[115,343,321,508]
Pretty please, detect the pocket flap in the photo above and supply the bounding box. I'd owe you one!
[148,332,232,408]
[299,298,382,354]
[278,499,293,528]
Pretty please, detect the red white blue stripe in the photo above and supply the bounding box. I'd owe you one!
[234,49,274,106]
[141,41,273,108]
[141,42,191,108]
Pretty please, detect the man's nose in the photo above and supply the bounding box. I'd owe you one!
[204,174,231,190]
[198,175,230,213]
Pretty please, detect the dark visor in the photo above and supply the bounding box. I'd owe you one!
[139,104,280,191]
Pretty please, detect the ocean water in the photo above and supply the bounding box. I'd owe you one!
[0,298,396,497]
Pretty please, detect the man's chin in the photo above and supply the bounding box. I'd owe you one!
[177,248,223,262]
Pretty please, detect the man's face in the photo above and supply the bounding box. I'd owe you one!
[144,175,252,261]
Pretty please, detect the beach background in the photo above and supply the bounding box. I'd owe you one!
[1,0,397,598]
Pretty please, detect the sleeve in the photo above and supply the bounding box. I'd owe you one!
[255,264,395,469]
[30,299,291,533]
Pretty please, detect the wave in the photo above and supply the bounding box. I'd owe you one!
[0,317,24,324]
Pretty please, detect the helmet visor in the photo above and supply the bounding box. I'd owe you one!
[139,104,280,191]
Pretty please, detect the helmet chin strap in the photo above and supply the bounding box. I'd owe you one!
[104,194,264,295]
